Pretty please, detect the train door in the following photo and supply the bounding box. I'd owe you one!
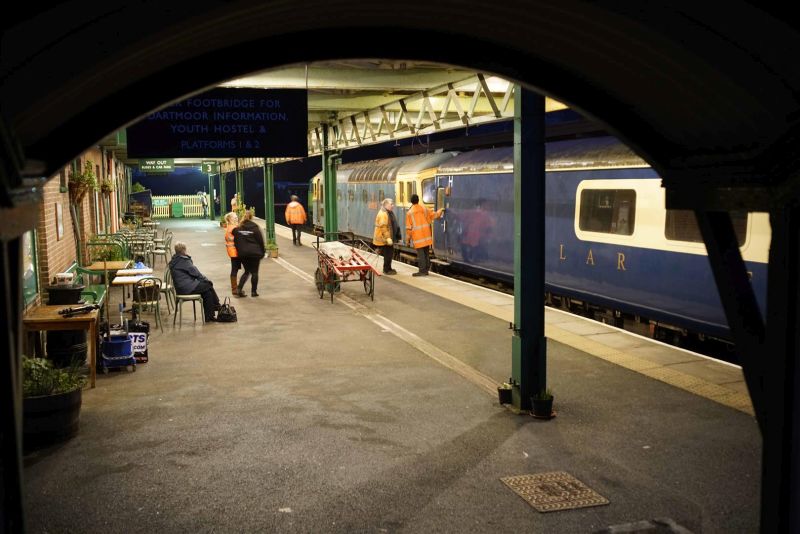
[431,175,452,260]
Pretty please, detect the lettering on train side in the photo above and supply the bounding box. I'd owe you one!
[586,249,594,265]
[559,244,566,261]
[617,252,626,271]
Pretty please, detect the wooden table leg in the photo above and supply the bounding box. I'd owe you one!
[89,321,96,388]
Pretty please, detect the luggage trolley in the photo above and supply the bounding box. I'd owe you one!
[313,234,381,303]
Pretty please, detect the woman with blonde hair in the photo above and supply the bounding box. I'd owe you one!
[224,211,241,294]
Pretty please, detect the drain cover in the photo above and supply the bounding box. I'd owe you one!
[501,471,609,512]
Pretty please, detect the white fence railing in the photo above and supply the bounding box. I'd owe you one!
[152,195,206,218]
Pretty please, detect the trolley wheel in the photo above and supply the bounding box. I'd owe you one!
[132,364,137,372]
[364,270,374,301]
[102,367,109,375]
[314,268,325,299]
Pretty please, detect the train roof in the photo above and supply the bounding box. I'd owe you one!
[436,136,649,174]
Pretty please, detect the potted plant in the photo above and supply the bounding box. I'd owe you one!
[22,356,87,450]
[266,241,279,258]
[68,159,98,204]
[531,387,554,419]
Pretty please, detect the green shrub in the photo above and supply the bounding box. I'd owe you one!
[23,356,86,397]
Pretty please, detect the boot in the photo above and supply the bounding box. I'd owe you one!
[235,280,247,297]
[230,276,238,294]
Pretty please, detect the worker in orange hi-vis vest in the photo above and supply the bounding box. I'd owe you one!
[405,193,445,277]
[284,195,308,246]
[224,212,242,294]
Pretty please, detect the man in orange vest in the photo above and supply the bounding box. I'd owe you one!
[284,195,308,246]
[405,194,445,277]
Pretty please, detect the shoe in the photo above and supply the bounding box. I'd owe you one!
[235,289,247,297]
[251,291,259,297]
[412,271,428,277]
[384,269,397,275]
[205,316,217,322]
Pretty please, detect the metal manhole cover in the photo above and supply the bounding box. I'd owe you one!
[501,471,609,512]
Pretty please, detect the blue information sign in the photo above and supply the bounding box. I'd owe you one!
[127,88,308,158]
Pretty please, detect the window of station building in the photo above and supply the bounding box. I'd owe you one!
[422,178,435,204]
[578,189,636,235]
[665,210,748,245]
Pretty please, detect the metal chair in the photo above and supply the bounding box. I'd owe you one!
[152,234,172,265]
[160,266,175,314]
[173,293,205,327]
[132,277,164,333]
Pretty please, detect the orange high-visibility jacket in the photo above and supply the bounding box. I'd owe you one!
[285,201,307,225]
[225,224,238,258]
[405,204,442,249]
[373,209,392,246]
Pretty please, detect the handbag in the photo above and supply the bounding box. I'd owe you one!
[216,297,237,322]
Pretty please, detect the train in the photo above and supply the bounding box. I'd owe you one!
[310,136,770,347]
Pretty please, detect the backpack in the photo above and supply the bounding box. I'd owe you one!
[216,297,237,322]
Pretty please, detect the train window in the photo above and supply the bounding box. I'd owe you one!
[378,189,385,202]
[665,210,748,245]
[337,189,343,201]
[579,189,636,235]
[406,182,413,203]
[348,190,354,201]
[398,182,405,204]
[422,179,435,203]
[362,190,368,203]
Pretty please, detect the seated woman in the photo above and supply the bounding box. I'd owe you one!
[168,241,220,322]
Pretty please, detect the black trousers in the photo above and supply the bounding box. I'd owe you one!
[195,280,220,320]
[229,257,242,277]
[382,245,394,272]
[290,224,302,244]
[238,257,262,292]
[417,246,430,273]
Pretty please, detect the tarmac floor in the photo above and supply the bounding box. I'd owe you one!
[23,219,761,533]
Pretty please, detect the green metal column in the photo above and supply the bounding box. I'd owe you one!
[207,174,215,220]
[511,87,547,411]
[235,158,244,207]
[322,124,338,238]
[263,161,276,245]
[220,171,227,216]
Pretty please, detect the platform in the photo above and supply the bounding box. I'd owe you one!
[23,219,760,533]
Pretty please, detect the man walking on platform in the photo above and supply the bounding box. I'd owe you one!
[405,194,445,277]
[284,195,307,246]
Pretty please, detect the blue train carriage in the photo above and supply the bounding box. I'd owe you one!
[432,136,769,343]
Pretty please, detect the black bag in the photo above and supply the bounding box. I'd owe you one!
[216,297,237,322]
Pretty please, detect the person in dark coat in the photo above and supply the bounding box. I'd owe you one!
[233,209,266,297]
[168,241,220,322]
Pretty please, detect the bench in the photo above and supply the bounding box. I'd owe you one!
[64,262,108,307]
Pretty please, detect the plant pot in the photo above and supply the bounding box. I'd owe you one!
[531,397,554,419]
[497,384,512,405]
[69,182,88,204]
[268,249,279,258]
[23,388,82,450]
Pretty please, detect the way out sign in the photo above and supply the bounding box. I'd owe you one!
[139,159,174,172]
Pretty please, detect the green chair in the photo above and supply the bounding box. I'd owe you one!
[132,277,164,333]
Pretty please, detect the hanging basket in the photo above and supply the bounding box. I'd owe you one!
[68,181,88,204]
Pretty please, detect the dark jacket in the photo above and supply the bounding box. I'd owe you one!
[168,254,208,295]
[387,210,401,241]
[233,220,266,258]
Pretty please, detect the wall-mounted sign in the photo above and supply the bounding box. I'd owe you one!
[127,88,308,158]
[201,161,220,174]
[139,159,174,172]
